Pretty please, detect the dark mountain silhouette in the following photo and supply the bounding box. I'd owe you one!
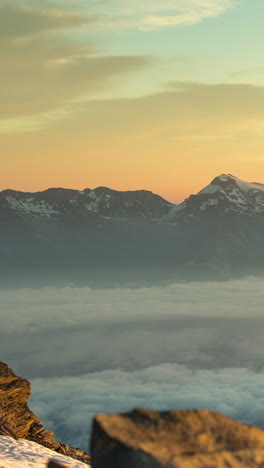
[1,174,264,277]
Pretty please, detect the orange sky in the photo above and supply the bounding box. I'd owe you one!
[2,1,264,202]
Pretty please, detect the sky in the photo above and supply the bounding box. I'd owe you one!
[1,0,264,201]
[2,278,264,449]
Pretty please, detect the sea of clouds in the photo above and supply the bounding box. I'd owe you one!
[1,277,264,449]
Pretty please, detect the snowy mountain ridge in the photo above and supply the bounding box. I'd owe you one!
[2,174,264,224]
[169,173,264,222]
[0,186,173,222]
[2,174,264,272]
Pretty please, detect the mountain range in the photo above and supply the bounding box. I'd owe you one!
[2,174,264,278]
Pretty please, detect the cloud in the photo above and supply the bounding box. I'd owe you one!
[229,67,264,80]
[39,81,264,148]
[0,1,238,133]
[1,277,264,448]
[0,36,150,120]
[0,0,236,37]
[4,79,264,136]
[60,0,237,29]
[136,0,237,29]
[29,365,264,449]
[0,2,151,127]
[0,2,94,40]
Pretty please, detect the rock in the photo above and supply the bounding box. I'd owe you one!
[91,408,264,468]
[0,361,90,465]
[47,462,67,468]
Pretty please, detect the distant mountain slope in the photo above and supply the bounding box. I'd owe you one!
[2,173,264,224]
[0,187,173,222]
[169,174,264,222]
[1,174,264,275]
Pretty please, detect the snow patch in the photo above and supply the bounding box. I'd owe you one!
[85,199,100,213]
[199,199,218,210]
[124,202,134,208]
[251,182,264,191]
[218,174,231,182]
[88,191,97,200]
[0,437,90,468]
[216,174,264,193]
[199,184,221,195]
[105,194,111,208]
[6,197,58,217]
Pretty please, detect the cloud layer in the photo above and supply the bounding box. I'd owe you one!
[30,365,264,450]
[1,277,264,448]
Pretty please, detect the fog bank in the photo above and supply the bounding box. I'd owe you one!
[1,277,264,448]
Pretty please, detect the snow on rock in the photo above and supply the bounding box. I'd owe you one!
[161,173,264,223]
[191,173,264,216]
[0,186,174,222]
[199,198,218,210]
[199,174,264,196]
[198,184,220,195]
[5,196,58,217]
[3,174,264,225]
[0,437,90,468]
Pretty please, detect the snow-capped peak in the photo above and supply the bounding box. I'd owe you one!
[171,174,264,221]
[2,175,264,227]
[200,174,264,196]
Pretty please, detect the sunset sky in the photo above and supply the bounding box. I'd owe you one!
[1,0,264,202]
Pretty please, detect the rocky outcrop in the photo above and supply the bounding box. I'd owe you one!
[0,361,90,465]
[91,408,264,468]
[47,462,67,468]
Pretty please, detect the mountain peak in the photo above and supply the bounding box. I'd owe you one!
[172,173,264,221]
[212,173,237,183]
[199,174,264,196]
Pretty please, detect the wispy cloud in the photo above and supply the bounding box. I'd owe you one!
[0,2,152,131]
[0,53,151,133]
[230,67,264,80]
[0,2,94,39]
[75,0,238,29]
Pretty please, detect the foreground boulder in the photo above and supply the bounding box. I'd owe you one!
[91,408,264,467]
[0,361,90,465]
[47,462,67,468]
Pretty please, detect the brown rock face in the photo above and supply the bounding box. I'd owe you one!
[0,361,90,465]
[47,462,67,468]
[91,408,264,468]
